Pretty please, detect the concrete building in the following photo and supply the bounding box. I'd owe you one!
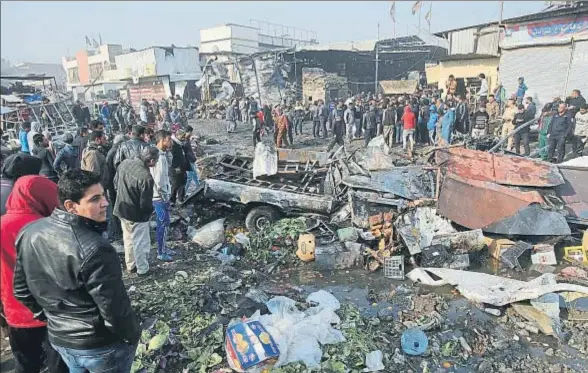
[114,46,202,108]
[61,44,126,102]
[428,1,588,110]
[200,20,318,54]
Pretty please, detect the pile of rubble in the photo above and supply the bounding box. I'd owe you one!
[129,135,588,372]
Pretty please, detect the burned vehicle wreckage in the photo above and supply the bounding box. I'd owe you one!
[185,147,348,231]
[185,139,583,241]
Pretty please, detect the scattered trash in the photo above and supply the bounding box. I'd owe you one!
[511,303,556,336]
[296,233,316,262]
[529,264,556,274]
[384,256,405,279]
[531,244,557,266]
[314,242,363,270]
[420,245,450,267]
[249,291,346,368]
[560,266,588,279]
[401,328,428,356]
[364,350,385,372]
[395,207,456,255]
[485,237,516,260]
[501,241,532,270]
[225,320,280,372]
[234,233,250,248]
[188,218,226,249]
[407,268,588,306]
[530,293,562,335]
[337,227,359,242]
[563,245,588,264]
[448,254,470,270]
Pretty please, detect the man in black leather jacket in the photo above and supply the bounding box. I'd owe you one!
[13,169,140,372]
[114,125,148,169]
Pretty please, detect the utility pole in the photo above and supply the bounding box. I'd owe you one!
[375,22,380,95]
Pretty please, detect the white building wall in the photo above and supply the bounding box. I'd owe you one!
[115,49,157,80]
[154,47,202,81]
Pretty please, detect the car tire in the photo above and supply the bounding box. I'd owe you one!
[245,206,281,232]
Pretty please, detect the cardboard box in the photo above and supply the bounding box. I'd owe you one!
[225,321,280,372]
[531,244,557,266]
[484,237,516,260]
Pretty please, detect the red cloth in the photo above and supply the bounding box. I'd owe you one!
[402,106,416,130]
[0,175,58,328]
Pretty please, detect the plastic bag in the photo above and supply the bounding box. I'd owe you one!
[187,218,225,249]
[364,350,385,372]
[252,142,277,179]
[234,232,251,248]
[249,291,346,369]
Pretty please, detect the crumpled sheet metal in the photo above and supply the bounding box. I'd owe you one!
[556,168,588,223]
[343,166,436,200]
[394,207,456,255]
[438,174,569,235]
[407,268,588,306]
[436,147,564,187]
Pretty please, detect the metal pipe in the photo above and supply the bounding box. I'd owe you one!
[488,118,537,153]
[563,37,575,98]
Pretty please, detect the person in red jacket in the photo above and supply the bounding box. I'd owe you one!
[401,105,416,154]
[0,175,67,373]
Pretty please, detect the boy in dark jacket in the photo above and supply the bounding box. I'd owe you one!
[14,169,140,372]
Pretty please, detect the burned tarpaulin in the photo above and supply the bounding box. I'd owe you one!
[342,166,436,200]
[555,167,588,225]
[438,174,570,236]
[436,147,564,187]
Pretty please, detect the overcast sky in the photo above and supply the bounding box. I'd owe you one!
[1,1,546,64]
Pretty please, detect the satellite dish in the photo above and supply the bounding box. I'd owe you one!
[212,45,220,52]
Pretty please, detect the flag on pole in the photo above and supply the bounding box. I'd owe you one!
[99,33,103,45]
[92,38,99,48]
[425,4,432,27]
[85,36,91,47]
[412,1,422,15]
[389,1,396,21]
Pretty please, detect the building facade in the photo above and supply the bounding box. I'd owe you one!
[114,46,202,108]
[499,5,588,110]
[200,21,318,54]
[61,44,125,102]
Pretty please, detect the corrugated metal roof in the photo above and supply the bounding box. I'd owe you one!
[434,2,588,37]
[295,40,377,52]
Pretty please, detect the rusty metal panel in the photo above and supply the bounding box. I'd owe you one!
[438,174,544,230]
[436,148,564,187]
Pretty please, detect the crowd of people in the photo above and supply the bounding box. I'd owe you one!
[1,109,204,371]
[223,78,585,162]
